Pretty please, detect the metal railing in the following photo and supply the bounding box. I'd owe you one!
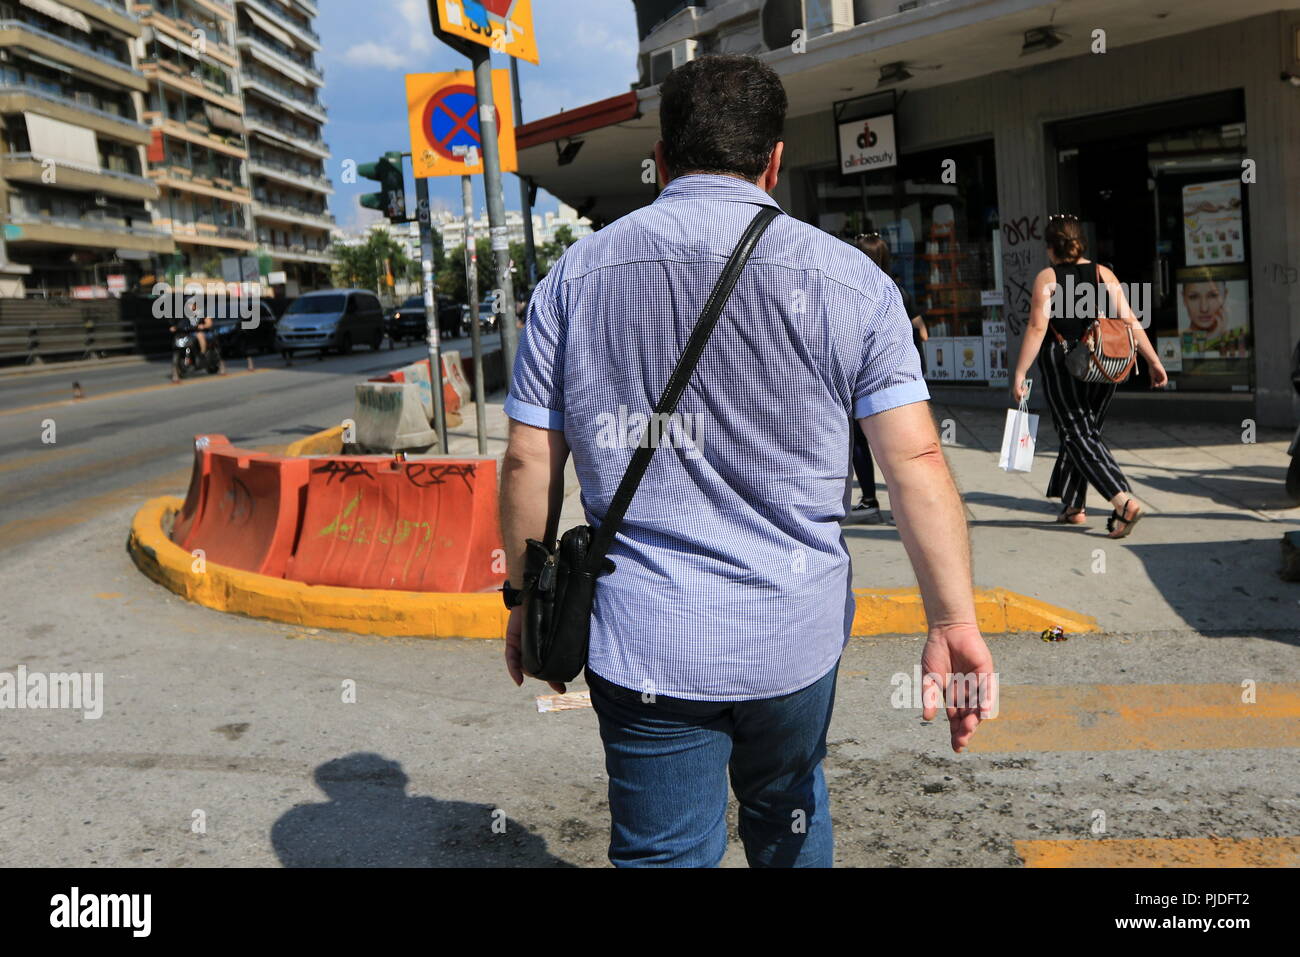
[237,33,323,85]
[253,198,333,226]
[243,0,319,43]
[243,113,328,152]
[247,155,331,190]
[0,299,136,365]
[6,211,170,236]
[0,19,135,74]
[239,71,326,115]
[3,152,154,186]
[0,83,147,132]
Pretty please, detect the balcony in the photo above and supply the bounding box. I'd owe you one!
[242,112,327,156]
[187,0,236,22]
[247,155,330,192]
[239,72,325,122]
[252,198,333,230]
[64,0,142,37]
[160,219,256,249]
[139,60,243,113]
[262,240,334,265]
[242,0,320,50]
[237,33,323,87]
[4,212,174,253]
[150,166,252,204]
[2,153,160,201]
[0,19,146,92]
[0,83,151,145]
[136,6,239,68]
[147,115,248,158]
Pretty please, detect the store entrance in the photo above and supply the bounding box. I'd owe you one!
[1053,92,1251,393]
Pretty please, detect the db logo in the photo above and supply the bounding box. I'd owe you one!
[856,122,878,149]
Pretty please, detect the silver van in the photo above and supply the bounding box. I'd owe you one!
[276,289,384,357]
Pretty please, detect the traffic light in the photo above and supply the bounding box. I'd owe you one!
[358,151,407,223]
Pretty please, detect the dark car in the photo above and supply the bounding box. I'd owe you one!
[386,295,428,346]
[213,299,277,357]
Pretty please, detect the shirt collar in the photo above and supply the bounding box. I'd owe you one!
[655,173,782,209]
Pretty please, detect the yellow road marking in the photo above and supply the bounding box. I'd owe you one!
[0,368,269,417]
[1017,836,1300,868]
[0,447,85,473]
[970,683,1300,752]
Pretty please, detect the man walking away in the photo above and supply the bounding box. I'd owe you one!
[499,54,995,868]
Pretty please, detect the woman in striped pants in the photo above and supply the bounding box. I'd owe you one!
[1010,215,1167,539]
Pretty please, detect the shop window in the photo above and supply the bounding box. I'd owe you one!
[805,137,1003,384]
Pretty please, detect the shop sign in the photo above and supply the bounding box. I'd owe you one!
[837,113,897,174]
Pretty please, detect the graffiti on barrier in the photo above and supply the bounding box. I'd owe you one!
[405,462,476,493]
[312,460,375,484]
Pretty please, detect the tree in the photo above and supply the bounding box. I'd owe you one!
[331,229,414,294]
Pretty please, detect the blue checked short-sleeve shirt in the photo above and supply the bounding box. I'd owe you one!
[506,174,928,701]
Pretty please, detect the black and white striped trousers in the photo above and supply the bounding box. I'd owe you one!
[1036,338,1130,509]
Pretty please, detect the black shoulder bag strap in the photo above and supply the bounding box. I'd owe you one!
[583,204,781,572]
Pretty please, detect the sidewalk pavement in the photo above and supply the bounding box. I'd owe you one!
[456,393,1299,636]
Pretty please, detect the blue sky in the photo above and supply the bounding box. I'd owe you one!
[315,0,640,231]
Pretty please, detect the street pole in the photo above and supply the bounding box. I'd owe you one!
[468,45,517,390]
[511,56,539,291]
[416,176,447,452]
[462,174,487,454]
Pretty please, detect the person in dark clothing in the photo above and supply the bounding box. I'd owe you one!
[843,233,927,525]
[1010,214,1167,538]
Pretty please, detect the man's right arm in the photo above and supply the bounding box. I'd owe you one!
[861,402,996,752]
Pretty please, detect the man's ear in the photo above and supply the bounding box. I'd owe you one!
[654,141,671,188]
[760,142,784,193]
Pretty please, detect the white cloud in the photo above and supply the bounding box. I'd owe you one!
[342,42,409,69]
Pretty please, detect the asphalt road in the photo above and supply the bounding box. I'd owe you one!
[0,335,500,554]
[0,349,1296,869]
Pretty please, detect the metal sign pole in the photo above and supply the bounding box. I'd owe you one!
[416,175,447,451]
[511,56,539,291]
[463,174,487,455]
[468,45,517,390]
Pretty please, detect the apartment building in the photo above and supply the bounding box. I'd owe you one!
[134,0,255,280]
[0,0,172,297]
[517,0,1300,427]
[234,0,331,294]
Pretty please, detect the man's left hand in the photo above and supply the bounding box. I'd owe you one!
[504,607,566,694]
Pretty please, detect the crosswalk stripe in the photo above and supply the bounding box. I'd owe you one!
[1017,836,1300,867]
[968,683,1300,752]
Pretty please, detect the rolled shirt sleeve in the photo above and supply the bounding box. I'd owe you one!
[853,280,929,419]
[505,272,566,431]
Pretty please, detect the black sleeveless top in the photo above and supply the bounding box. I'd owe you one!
[1049,261,1100,342]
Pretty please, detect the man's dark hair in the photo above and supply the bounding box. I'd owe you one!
[660,54,787,181]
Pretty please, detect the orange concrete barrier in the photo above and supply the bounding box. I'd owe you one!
[181,447,310,577]
[171,433,231,549]
[284,455,504,593]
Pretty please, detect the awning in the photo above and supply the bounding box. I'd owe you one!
[24,111,99,167]
[247,43,309,87]
[244,5,297,49]
[21,0,90,33]
[205,103,246,135]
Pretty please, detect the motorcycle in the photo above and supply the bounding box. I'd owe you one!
[1288,338,1300,503]
[171,320,223,380]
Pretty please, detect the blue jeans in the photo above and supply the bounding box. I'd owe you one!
[586,661,839,868]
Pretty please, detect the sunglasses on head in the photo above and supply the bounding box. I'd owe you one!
[855,232,882,242]
[1047,213,1079,223]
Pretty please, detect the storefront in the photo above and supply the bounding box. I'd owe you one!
[1054,91,1252,393]
[802,132,1006,386]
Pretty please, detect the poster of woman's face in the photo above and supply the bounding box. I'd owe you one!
[1177,279,1250,358]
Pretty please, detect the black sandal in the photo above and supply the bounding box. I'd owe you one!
[1106,497,1143,539]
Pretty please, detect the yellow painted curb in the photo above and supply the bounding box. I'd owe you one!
[284,424,345,457]
[128,496,507,638]
[130,497,1097,640]
[850,586,1097,637]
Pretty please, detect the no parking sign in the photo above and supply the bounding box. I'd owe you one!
[405,70,517,178]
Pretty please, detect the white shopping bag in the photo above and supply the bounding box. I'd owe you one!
[998,379,1039,473]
